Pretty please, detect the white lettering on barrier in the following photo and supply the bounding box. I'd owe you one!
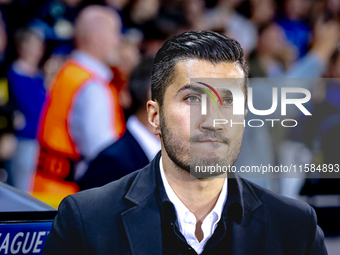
[33,232,46,253]
[10,232,24,254]
[0,231,47,254]
[22,232,36,254]
[0,233,9,254]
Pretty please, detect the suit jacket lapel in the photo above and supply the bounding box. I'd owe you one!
[231,177,267,255]
[121,197,163,255]
[121,153,163,255]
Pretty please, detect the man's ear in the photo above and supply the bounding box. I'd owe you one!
[147,100,161,136]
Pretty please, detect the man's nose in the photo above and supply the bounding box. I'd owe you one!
[199,98,225,132]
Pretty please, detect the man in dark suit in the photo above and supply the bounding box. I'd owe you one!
[78,57,160,190]
[43,31,327,254]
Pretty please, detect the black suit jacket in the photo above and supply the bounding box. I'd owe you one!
[43,152,327,255]
[78,129,149,190]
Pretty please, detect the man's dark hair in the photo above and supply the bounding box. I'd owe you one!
[151,31,249,107]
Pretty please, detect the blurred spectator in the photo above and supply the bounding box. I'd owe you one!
[248,22,296,77]
[115,34,141,87]
[249,20,339,78]
[79,57,160,190]
[34,6,125,199]
[113,34,141,112]
[297,50,340,237]
[326,0,340,17]
[6,28,45,192]
[249,0,276,28]
[104,0,130,32]
[235,18,340,190]
[0,12,14,183]
[277,0,312,59]
[183,0,208,30]
[123,0,160,30]
[205,0,258,56]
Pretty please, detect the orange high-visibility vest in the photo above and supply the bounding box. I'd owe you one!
[36,59,126,180]
[39,60,125,160]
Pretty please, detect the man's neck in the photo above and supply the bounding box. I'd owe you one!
[161,152,226,222]
[76,48,106,66]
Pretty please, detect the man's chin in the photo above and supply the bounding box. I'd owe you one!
[190,150,228,164]
[191,142,229,156]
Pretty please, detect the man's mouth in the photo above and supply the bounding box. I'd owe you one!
[190,132,230,145]
[197,139,226,144]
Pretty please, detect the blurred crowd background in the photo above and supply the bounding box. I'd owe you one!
[0,0,340,252]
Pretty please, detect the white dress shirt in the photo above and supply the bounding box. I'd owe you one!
[159,156,228,254]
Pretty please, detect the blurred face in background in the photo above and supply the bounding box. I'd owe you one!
[101,13,121,66]
[258,23,286,56]
[185,0,206,29]
[185,0,205,17]
[18,33,44,67]
[284,0,311,20]
[130,0,159,24]
[251,0,276,26]
[75,7,122,66]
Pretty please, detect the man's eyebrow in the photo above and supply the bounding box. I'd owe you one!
[220,89,233,96]
[176,84,207,95]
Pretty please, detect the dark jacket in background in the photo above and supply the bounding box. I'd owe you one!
[43,152,327,255]
[78,129,149,190]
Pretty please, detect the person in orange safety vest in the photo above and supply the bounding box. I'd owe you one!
[34,6,125,201]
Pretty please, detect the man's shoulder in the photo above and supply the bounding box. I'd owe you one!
[239,178,327,254]
[241,178,313,223]
[66,169,141,215]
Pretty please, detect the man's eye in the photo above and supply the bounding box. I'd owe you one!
[224,98,233,105]
[186,95,200,102]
